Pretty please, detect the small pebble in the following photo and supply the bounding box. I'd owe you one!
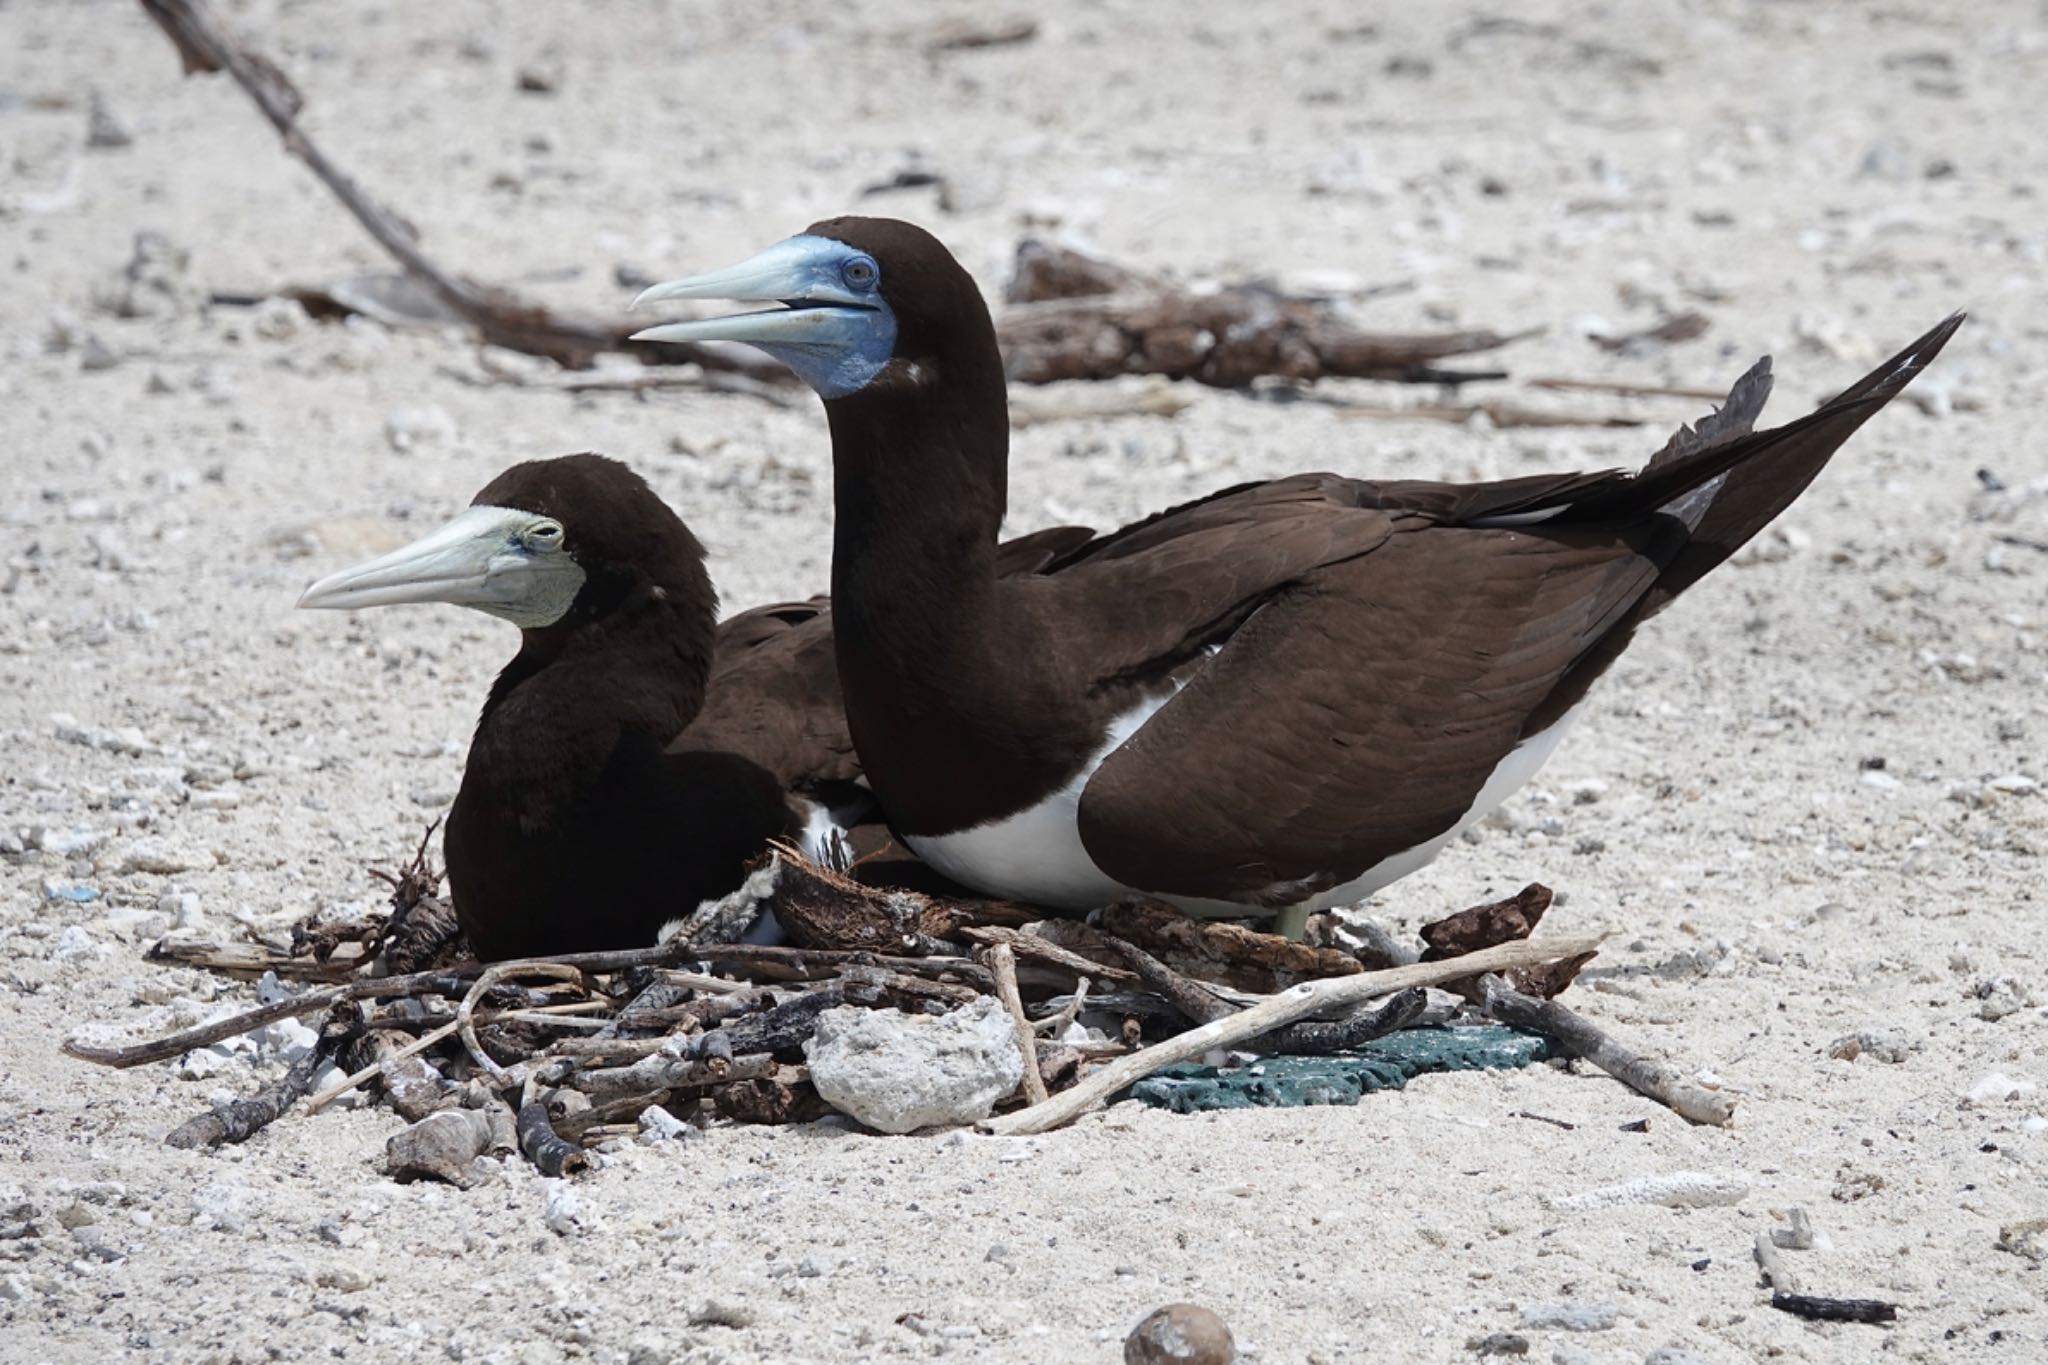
[1966,1072,2037,1104]
[316,1265,373,1292]
[190,1182,250,1233]
[541,1180,587,1237]
[636,1106,689,1143]
[688,1299,755,1329]
[1827,1028,1914,1063]
[48,925,98,963]
[1995,1217,2048,1262]
[86,91,133,149]
[1125,1303,1236,1364]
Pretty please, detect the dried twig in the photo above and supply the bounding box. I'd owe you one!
[1478,975,1734,1126]
[134,0,776,376]
[577,1050,776,1105]
[1527,375,1727,401]
[1097,898,1362,992]
[1768,1293,1898,1325]
[981,932,1605,1135]
[515,1087,590,1177]
[163,1012,355,1148]
[998,241,1528,388]
[983,944,1048,1106]
[1339,400,1645,429]
[1753,1229,1800,1295]
[1003,296,1526,388]
[1036,976,1091,1036]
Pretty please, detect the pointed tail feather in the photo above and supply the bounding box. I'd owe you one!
[1520,312,1964,737]
[1633,311,1963,611]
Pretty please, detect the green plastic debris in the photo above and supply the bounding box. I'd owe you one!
[1125,1025,1558,1113]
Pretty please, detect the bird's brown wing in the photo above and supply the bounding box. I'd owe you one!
[683,596,858,791]
[1075,521,1664,902]
[1069,314,1964,902]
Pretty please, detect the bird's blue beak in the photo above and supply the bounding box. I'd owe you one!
[630,234,896,398]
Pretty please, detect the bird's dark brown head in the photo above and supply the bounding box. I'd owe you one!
[626,217,1010,528]
[471,453,713,629]
[629,215,1004,404]
[301,452,715,646]
[797,215,1000,396]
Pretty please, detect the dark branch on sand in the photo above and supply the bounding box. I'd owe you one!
[1478,974,1735,1126]
[999,241,1530,388]
[162,1011,359,1149]
[134,0,782,376]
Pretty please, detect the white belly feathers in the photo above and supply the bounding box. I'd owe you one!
[905,687,1586,918]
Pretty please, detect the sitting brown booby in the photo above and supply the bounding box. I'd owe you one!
[630,217,1961,938]
[298,453,1087,960]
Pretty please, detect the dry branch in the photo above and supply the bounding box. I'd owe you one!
[1097,898,1363,992]
[1002,294,1526,388]
[982,944,1049,1106]
[135,0,780,376]
[1527,375,1727,401]
[163,1012,354,1148]
[1478,975,1734,1126]
[998,241,1527,388]
[981,932,1606,1135]
[1340,400,1645,429]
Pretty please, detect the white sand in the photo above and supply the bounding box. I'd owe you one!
[3,2,2044,1361]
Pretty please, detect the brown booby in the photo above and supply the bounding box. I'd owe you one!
[298,452,1088,960]
[630,217,1961,938]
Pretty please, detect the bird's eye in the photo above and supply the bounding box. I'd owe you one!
[842,257,878,290]
[525,521,564,549]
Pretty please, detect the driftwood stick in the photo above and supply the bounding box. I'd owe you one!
[982,933,1606,1134]
[162,1014,353,1148]
[134,0,775,374]
[576,1050,776,1105]
[1527,375,1727,401]
[1478,975,1735,1127]
[347,1026,452,1121]
[959,925,1138,984]
[984,944,1049,1106]
[1340,400,1645,430]
[710,987,849,1061]
[65,967,474,1068]
[1262,986,1430,1055]
[1768,1293,1898,1326]
[1100,932,1429,1055]
[697,944,994,990]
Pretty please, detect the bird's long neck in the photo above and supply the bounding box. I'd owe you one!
[822,346,1090,833]
[472,583,715,815]
[826,381,1008,638]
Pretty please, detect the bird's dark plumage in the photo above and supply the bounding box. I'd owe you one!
[304,452,1092,960]
[637,216,1961,925]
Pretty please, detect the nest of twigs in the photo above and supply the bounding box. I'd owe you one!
[66,827,1736,1187]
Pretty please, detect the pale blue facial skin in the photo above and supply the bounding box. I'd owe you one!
[631,235,899,400]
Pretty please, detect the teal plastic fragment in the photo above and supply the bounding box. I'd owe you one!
[1125,1025,1558,1113]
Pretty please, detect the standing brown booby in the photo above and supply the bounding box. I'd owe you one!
[298,452,1087,960]
[630,217,1961,937]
